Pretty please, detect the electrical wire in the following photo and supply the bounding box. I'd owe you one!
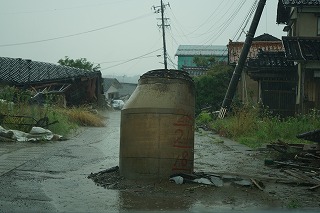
[165,8,190,44]
[0,12,153,47]
[100,48,162,70]
[98,56,158,65]
[190,0,234,39]
[202,0,246,45]
[233,0,258,41]
[183,0,226,36]
[0,0,132,15]
[167,54,178,69]
[216,0,259,62]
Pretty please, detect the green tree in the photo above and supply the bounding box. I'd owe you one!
[194,64,233,115]
[58,56,100,71]
[193,56,216,68]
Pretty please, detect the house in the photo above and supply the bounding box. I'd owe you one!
[246,50,297,117]
[103,78,121,100]
[175,45,228,76]
[118,83,137,101]
[103,78,137,101]
[0,57,104,107]
[227,33,296,116]
[277,0,320,114]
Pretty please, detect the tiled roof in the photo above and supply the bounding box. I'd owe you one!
[277,0,320,24]
[282,0,320,6]
[253,33,281,42]
[228,39,284,64]
[247,50,297,81]
[247,51,294,68]
[175,45,227,56]
[0,57,100,85]
[282,37,320,61]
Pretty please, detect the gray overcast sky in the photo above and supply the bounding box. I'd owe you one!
[0,0,284,77]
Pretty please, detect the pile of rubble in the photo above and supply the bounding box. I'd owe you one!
[265,129,320,190]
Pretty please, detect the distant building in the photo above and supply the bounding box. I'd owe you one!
[0,57,104,107]
[118,83,137,101]
[103,78,121,100]
[103,78,137,101]
[175,45,228,76]
[228,33,284,65]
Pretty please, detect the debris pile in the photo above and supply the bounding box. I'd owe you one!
[264,130,320,190]
[169,172,264,190]
[88,166,121,189]
[0,125,63,142]
[88,166,265,191]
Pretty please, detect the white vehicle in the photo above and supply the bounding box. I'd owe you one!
[111,100,124,110]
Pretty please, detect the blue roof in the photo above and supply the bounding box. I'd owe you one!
[175,45,228,56]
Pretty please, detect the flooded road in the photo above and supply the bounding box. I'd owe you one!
[0,111,318,212]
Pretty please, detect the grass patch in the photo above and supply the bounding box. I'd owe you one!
[197,105,320,148]
[56,107,105,127]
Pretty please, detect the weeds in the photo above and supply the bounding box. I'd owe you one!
[197,105,320,148]
[0,86,105,137]
[287,199,301,209]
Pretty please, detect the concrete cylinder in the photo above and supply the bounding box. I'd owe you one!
[119,69,195,179]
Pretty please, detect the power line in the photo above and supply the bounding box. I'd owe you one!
[0,0,132,15]
[217,0,259,62]
[0,12,153,47]
[202,0,246,45]
[98,56,158,65]
[233,0,259,41]
[165,8,190,44]
[184,0,225,37]
[100,48,162,70]
[190,1,234,39]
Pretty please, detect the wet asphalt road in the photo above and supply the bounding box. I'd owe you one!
[0,110,317,213]
[0,111,120,213]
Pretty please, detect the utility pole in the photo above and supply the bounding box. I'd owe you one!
[153,0,170,70]
[218,0,266,119]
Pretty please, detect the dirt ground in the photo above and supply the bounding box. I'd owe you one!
[88,124,320,212]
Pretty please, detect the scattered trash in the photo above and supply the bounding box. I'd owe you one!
[250,178,264,191]
[264,134,320,190]
[169,172,262,189]
[193,178,213,185]
[0,125,63,142]
[169,176,184,184]
[210,176,224,187]
[233,179,252,187]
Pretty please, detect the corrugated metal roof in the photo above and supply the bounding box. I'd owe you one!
[175,45,227,56]
[0,57,100,85]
